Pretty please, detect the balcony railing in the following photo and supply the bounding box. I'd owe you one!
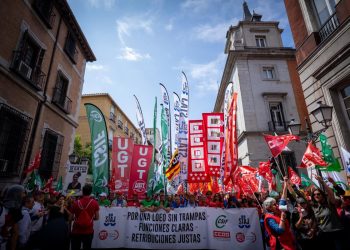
[268,121,289,132]
[124,126,129,135]
[32,0,56,29]
[11,51,46,90]
[319,13,339,43]
[52,87,72,114]
[117,120,123,129]
[110,112,116,122]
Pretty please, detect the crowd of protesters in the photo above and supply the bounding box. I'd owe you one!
[0,176,350,250]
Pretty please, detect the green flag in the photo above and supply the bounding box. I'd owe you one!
[301,173,312,187]
[56,176,63,192]
[147,97,158,196]
[161,105,169,169]
[26,171,36,193]
[316,134,341,172]
[85,103,109,195]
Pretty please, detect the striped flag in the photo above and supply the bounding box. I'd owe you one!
[166,149,180,181]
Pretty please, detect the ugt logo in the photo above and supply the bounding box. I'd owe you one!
[104,213,116,226]
[215,215,228,228]
[238,215,250,229]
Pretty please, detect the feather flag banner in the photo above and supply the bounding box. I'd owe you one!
[173,92,181,150]
[160,83,172,160]
[134,95,147,145]
[178,72,189,185]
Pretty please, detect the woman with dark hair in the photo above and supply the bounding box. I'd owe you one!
[67,172,82,192]
[292,197,318,249]
[311,175,346,250]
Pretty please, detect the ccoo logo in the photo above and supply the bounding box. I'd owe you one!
[90,110,103,122]
[215,215,228,228]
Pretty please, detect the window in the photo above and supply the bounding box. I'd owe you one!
[312,0,336,26]
[268,102,287,131]
[255,35,266,47]
[39,129,63,180]
[117,116,123,129]
[110,106,116,122]
[32,0,55,28]
[11,31,46,89]
[211,144,217,151]
[0,104,32,176]
[262,67,276,80]
[64,31,77,64]
[341,85,350,119]
[52,71,71,113]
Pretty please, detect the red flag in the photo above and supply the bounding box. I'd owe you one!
[24,152,41,174]
[108,168,117,193]
[258,161,273,183]
[299,142,328,168]
[43,177,53,193]
[288,166,301,185]
[264,134,300,157]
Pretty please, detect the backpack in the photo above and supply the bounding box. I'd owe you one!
[74,199,93,229]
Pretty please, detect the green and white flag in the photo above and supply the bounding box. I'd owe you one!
[85,103,109,195]
[316,134,341,172]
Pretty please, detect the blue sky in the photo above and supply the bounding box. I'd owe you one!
[68,0,294,128]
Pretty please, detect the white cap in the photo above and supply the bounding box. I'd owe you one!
[99,192,107,197]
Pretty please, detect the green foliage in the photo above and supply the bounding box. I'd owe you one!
[74,135,92,174]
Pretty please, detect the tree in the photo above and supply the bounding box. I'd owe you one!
[74,135,92,174]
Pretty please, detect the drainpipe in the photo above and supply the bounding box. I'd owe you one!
[22,15,63,181]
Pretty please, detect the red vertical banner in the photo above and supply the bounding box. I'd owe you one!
[202,113,224,177]
[112,137,134,193]
[188,120,210,183]
[128,145,153,199]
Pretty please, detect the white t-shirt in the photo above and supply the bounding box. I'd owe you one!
[30,201,45,232]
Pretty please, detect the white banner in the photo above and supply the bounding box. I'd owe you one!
[63,163,88,196]
[92,208,263,249]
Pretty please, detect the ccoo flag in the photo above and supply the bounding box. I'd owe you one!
[85,103,109,195]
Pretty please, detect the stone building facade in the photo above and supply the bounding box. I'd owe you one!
[214,2,308,171]
[0,0,95,185]
[284,0,350,160]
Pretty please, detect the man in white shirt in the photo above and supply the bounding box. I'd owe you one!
[28,191,46,249]
[18,195,34,249]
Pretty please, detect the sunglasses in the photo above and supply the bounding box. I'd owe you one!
[313,193,322,196]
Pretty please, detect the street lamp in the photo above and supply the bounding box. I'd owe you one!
[288,119,301,136]
[69,153,79,164]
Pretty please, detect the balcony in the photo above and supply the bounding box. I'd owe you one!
[268,121,289,132]
[124,126,129,135]
[32,0,55,29]
[109,112,116,122]
[52,87,72,114]
[319,13,339,43]
[11,51,46,90]
[117,120,123,129]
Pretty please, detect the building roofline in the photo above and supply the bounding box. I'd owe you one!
[56,1,96,62]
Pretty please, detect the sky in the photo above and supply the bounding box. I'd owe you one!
[68,0,294,129]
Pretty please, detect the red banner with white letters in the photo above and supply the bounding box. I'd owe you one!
[112,137,134,193]
[188,120,210,183]
[128,144,153,199]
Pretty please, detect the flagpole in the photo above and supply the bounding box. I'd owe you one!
[242,179,264,211]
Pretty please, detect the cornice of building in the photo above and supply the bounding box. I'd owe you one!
[55,0,96,62]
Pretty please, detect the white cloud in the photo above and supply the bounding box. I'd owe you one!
[86,64,106,71]
[181,0,209,13]
[118,47,151,61]
[116,16,153,45]
[193,21,234,42]
[101,76,113,85]
[87,0,116,9]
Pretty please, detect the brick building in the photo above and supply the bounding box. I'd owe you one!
[0,0,95,186]
[213,2,308,170]
[284,0,350,159]
[76,93,142,149]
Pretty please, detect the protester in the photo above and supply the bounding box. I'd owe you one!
[98,192,111,207]
[70,184,99,250]
[111,192,127,207]
[263,177,296,250]
[184,193,198,208]
[17,195,34,249]
[154,191,171,212]
[198,194,209,207]
[209,193,223,208]
[127,193,140,207]
[312,175,346,250]
[1,185,25,250]
[171,196,184,209]
[291,197,318,249]
[140,193,155,212]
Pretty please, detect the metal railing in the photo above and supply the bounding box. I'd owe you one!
[52,87,72,114]
[319,13,340,42]
[11,51,46,90]
[268,121,290,132]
